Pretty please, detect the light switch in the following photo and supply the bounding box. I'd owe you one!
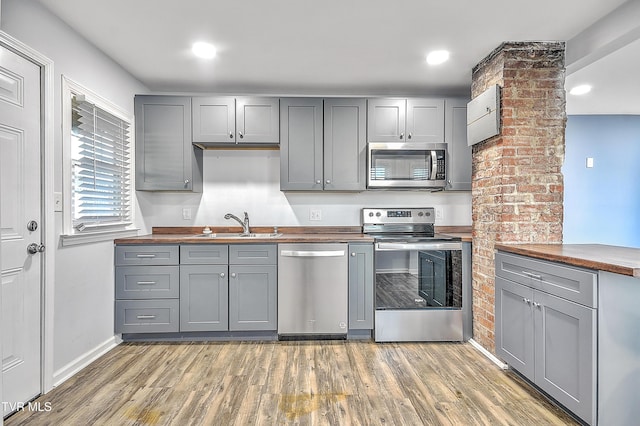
[586,157,594,168]
[309,209,322,221]
[182,208,192,220]
[54,192,63,212]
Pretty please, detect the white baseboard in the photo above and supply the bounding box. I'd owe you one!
[52,336,120,388]
[469,338,508,370]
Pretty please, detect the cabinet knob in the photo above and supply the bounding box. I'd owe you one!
[399,132,404,140]
[231,272,237,278]
[316,180,321,184]
[184,179,190,185]
[229,131,233,139]
[220,272,225,278]
[351,252,356,257]
[238,131,244,139]
[325,180,331,184]
[408,132,412,139]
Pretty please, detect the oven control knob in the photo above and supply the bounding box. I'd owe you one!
[376,212,381,217]
[418,212,424,217]
[425,212,431,216]
[369,212,374,217]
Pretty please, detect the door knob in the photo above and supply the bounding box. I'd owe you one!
[27,243,45,254]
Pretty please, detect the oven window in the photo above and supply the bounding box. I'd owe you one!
[369,150,432,181]
[375,249,462,310]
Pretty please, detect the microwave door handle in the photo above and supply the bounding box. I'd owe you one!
[430,151,438,180]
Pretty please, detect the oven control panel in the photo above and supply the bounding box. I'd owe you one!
[362,208,435,225]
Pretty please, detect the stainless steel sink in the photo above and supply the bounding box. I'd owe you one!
[194,232,282,239]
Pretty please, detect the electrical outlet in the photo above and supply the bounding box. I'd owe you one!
[182,208,192,220]
[309,208,322,221]
[435,207,444,220]
[586,157,594,168]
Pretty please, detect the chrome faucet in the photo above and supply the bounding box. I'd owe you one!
[224,211,250,235]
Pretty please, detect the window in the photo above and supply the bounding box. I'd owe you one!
[62,77,137,244]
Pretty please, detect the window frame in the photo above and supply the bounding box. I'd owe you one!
[61,76,138,245]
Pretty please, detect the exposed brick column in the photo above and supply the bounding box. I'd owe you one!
[471,42,566,352]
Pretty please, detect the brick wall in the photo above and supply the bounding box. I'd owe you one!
[471,42,566,352]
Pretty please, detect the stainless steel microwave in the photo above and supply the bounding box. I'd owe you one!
[367,142,447,189]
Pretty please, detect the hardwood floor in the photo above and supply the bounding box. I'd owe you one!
[7,341,578,425]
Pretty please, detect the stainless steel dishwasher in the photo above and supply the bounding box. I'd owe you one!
[277,243,348,338]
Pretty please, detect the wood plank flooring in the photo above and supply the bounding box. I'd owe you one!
[6,341,578,425]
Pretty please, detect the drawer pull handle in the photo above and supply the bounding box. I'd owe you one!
[522,271,542,280]
[522,298,531,305]
[136,315,156,320]
[137,281,156,285]
[136,254,157,258]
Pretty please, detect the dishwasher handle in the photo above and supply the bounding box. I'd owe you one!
[280,250,345,258]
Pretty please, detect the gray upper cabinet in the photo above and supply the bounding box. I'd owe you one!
[280,98,324,190]
[406,98,445,142]
[192,96,279,146]
[192,96,236,143]
[324,98,367,191]
[280,98,366,191]
[445,98,472,190]
[134,95,203,192]
[367,98,444,142]
[367,98,405,142]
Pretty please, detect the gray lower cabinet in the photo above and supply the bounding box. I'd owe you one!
[134,95,203,192]
[179,244,229,331]
[495,251,597,425]
[228,244,277,331]
[115,244,180,333]
[280,98,366,191]
[444,98,471,190]
[348,243,374,330]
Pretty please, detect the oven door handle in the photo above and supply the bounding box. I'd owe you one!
[376,242,462,251]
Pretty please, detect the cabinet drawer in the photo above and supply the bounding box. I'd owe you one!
[115,245,179,266]
[495,252,597,307]
[229,244,277,265]
[115,266,179,299]
[180,244,228,264]
[115,299,179,333]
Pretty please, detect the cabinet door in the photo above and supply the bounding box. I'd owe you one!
[229,265,277,331]
[367,98,406,142]
[236,97,279,144]
[179,265,228,331]
[406,98,445,142]
[192,96,236,143]
[324,99,366,191]
[134,95,202,191]
[495,277,535,379]
[348,244,374,329]
[279,98,323,190]
[534,291,596,425]
[445,98,471,190]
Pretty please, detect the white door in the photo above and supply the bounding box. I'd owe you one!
[0,45,42,416]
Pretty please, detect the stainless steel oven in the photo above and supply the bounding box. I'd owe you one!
[367,143,447,189]
[362,208,471,342]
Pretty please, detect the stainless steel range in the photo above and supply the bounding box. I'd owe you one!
[362,207,471,342]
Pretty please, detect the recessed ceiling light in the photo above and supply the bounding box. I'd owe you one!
[569,84,592,95]
[426,50,450,65]
[192,42,216,59]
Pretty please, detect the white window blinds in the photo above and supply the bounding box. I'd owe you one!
[71,95,132,230]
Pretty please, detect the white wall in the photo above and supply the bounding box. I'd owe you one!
[1,0,149,384]
[137,149,471,233]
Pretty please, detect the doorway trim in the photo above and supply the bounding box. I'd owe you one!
[0,31,55,394]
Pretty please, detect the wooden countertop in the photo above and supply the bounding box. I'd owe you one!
[113,225,473,245]
[114,226,374,244]
[495,243,640,278]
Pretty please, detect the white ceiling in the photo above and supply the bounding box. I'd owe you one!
[36,0,640,114]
